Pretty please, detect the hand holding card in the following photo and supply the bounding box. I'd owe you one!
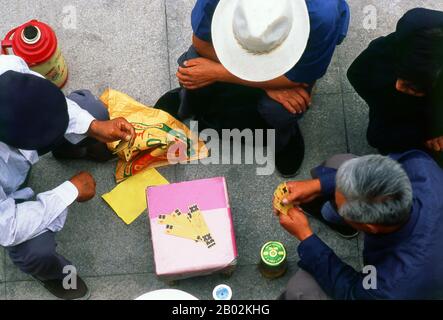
[273,183,294,215]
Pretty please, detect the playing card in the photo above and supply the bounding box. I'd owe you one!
[164,224,200,242]
[273,183,293,215]
[188,205,216,248]
[113,136,135,154]
[187,205,210,236]
[158,205,216,248]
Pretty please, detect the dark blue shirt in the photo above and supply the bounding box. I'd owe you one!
[191,0,350,84]
[301,150,443,299]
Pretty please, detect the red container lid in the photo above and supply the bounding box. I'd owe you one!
[7,20,58,66]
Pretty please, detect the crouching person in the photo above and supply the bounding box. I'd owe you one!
[277,150,443,299]
[0,55,135,299]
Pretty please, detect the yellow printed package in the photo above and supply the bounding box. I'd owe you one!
[100,89,208,183]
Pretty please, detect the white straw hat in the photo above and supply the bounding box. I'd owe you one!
[212,0,310,82]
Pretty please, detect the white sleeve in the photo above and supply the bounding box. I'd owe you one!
[0,55,43,78]
[0,181,78,247]
[64,98,96,145]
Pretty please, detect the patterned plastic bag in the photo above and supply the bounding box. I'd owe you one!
[100,89,208,183]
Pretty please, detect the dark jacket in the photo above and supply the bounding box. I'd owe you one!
[299,150,443,299]
[347,8,443,155]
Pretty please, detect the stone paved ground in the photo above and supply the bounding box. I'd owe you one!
[1,0,443,300]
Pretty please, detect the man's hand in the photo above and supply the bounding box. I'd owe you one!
[87,118,135,144]
[176,57,225,90]
[265,86,311,114]
[426,136,443,152]
[279,207,314,241]
[69,171,96,203]
[282,179,322,206]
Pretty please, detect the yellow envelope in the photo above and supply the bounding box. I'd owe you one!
[102,168,169,224]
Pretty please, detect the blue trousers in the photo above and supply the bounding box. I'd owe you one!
[178,47,306,152]
[7,90,108,281]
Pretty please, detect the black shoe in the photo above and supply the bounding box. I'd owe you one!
[52,146,88,160]
[155,88,182,118]
[275,125,305,178]
[86,142,116,162]
[53,142,116,163]
[300,197,358,239]
[35,275,90,300]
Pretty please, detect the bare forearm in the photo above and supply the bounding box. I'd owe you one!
[192,35,301,89]
[192,35,219,62]
[217,64,300,90]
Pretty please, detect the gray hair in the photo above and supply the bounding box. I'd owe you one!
[336,155,413,226]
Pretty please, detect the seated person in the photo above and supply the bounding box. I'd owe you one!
[0,54,135,300]
[158,0,350,177]
[347,8,443,166]
[276,151,443,299]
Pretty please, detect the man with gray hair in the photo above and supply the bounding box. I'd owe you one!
[276,150,443,299]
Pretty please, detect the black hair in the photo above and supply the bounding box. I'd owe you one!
[395,27,443,94]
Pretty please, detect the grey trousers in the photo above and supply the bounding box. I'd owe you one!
[282,269,331,300]
[6,90,108,281]
[281,153,357,300]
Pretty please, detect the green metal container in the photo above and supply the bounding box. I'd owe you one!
[259,241,287,279]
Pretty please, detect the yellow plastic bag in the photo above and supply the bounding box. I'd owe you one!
[100,89,208,183]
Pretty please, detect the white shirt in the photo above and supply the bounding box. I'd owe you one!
[0,55,96,247]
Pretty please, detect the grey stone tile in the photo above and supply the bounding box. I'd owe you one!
[6,281,57,300]
[5,265,283,300]
[0,248,4,283]
[0,247,4,300]
[174,264,295,300]
[5,260,363,300]
[5,273,163,300]
[315,66,342,95]
[5,156,176,281]
[300,93,348,170]
[165,0,197,88]
[0,0,170,106]
[86,273,164,300]
[343,92,377,156]
[0,283,4,300]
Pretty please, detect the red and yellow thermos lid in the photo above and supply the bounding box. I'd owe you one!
[1,20,58,66]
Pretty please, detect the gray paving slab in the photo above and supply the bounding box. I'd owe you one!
[299,93,348,169]
[0,0,170,105]
[6,281,56,300]
[0,248,4,283]
[0,283,4,300]
[5,257,363,300]
[343,92,378,156]
[165,0,197,88]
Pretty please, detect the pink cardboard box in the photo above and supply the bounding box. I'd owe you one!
[146,177,238,280]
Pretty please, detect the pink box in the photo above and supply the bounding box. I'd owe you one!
[146,177,238,280]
